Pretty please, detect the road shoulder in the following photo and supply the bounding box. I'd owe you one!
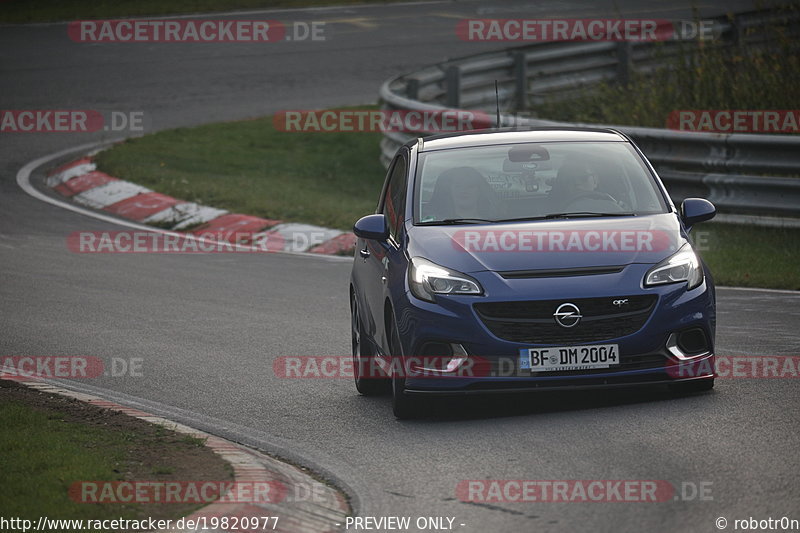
[1,374,350,532]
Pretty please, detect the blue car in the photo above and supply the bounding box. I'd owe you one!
[350,128,717,418]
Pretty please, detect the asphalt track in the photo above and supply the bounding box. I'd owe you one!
[1,1,799,532]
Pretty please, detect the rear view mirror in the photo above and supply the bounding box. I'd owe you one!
[508,145,550,162]
[353,214,390,241]
[681,198,716,227]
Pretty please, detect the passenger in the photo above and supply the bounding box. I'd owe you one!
[426,167,497,221]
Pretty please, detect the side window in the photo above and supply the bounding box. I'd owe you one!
[382,155,408,242]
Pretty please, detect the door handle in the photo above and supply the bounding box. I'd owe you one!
[359,247,370,259]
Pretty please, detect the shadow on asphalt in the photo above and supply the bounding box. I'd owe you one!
[355,385,716,422]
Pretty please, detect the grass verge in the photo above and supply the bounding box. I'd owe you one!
[0,380,232,520]
[1,0,401,24]
[693,223,800,290]
[94,110,386,231]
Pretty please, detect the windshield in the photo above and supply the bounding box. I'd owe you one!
[414,141,668,224]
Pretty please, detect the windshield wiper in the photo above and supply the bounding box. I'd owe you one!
[495,212,638,223]
[418,218,496,225]
[543,212,638,219]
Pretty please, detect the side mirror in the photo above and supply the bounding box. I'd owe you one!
[353,214,390,241]
[681,198,716,227]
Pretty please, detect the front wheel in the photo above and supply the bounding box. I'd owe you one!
[351,295,389,396]
[389,314,424,419]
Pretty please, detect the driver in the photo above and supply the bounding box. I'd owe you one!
[551,161,617,210]
[572,165,598,193]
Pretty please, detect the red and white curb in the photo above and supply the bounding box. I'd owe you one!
[47,157,357,255]
[2,373,350,533]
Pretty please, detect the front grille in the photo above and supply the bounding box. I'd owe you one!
[474,295,657,344]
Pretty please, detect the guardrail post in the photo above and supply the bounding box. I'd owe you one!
[729,14,744,47]
[616,42,633,85]
[513,50,528,111]
[445,65,461,108]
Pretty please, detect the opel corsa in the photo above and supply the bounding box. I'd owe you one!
[350,128,717,418]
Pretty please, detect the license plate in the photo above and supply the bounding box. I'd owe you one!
[520,344,619,372]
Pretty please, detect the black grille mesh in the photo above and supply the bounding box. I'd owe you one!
[474,295,657,344]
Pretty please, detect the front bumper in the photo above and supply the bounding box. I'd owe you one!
[393,263,716,393]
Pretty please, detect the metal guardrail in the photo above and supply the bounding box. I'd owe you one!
[378,8,800,225]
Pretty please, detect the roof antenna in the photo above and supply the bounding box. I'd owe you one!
[494,80,501,128]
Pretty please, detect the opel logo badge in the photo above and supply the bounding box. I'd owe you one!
[554,303,582,328]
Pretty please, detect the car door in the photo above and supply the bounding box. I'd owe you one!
[356,150,409,354]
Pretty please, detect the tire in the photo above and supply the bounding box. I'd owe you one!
[351,295,389,396]
[388,314,423,419]
[669,378,715,394]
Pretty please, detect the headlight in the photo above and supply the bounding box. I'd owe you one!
[644,244,704,290]
[409,257,483,302]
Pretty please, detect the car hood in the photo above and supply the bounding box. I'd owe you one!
[405,213,687,274]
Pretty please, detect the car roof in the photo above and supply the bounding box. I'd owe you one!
[414,127,629,152]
